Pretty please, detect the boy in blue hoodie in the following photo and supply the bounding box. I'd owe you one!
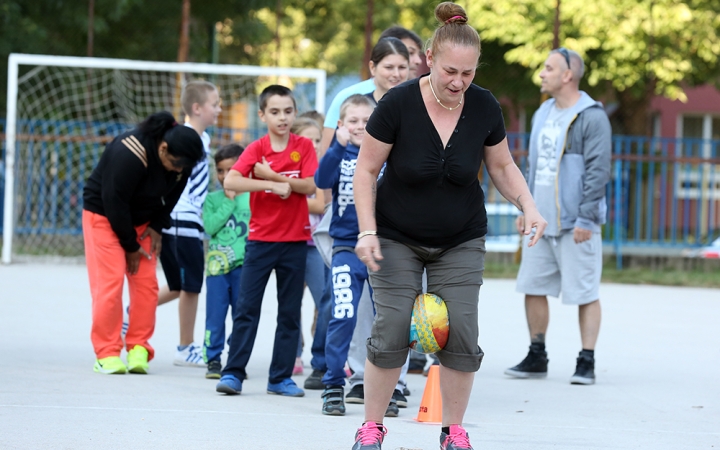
[315,94,384,416]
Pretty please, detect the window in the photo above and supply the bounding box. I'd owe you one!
[682,116,704,140]
[677,114,720,199]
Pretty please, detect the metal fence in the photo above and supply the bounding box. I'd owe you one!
[2,121,719,264]
[500,133,720,262]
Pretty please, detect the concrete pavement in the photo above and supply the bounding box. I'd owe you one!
[0,263,718,449]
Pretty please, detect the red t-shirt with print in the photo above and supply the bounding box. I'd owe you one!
[231,133,318,242]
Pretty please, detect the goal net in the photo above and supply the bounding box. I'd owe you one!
[2,53,326,263]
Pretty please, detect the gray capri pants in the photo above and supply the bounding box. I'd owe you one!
[366,236,486,372]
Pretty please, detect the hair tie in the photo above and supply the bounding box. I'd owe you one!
[445,15,465,24]
[172,121,178,127]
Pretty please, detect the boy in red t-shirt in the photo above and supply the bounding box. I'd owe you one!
[215,85,318,397]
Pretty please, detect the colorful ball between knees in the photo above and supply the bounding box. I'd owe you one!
[409,293,449,354]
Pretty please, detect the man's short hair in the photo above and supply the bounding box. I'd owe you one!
[181,80,217,117]
[339,94,376,121]
[552,48,585,82]
[259,85,296,112]
[214,143,244,165]
[379,26,422,50]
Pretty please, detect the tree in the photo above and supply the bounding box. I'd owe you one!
[466,0,720,135]
[236,0,416,75]
[0,0,278,114]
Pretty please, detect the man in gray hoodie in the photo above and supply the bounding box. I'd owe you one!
[506,48,611,385]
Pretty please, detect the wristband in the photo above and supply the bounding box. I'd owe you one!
[357,230,377,240]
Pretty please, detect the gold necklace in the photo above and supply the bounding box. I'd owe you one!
[428,76,463,111]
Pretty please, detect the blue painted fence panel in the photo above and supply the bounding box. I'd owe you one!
[2,121,720,257]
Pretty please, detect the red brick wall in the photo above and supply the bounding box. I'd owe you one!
[651,84,720,138]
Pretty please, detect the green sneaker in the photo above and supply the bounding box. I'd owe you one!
[127,345,149,374]
[94,356,127,374]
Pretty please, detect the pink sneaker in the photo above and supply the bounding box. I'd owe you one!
[293,358,304,375]
[352,421,387,450]
[440,424,473,450]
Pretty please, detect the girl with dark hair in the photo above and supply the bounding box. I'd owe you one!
[367,37,410,104]
[82,111,204,376]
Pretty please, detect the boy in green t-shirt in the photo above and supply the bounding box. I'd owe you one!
[202,144,251,379]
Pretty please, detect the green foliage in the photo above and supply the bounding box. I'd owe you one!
[0,0,272,113]
[2,0,719,131]
[467,0,720,101]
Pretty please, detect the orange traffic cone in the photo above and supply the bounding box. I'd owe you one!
[414,364,442,423]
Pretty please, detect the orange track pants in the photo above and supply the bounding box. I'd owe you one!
[83,210,157,361]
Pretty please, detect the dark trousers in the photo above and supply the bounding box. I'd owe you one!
[222,241,307,384]
[310,272,332,371]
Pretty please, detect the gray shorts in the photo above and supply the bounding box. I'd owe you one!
[367,236,486,373]
[516,231,602,305]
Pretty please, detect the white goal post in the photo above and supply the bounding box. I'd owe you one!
[2,53,326,263]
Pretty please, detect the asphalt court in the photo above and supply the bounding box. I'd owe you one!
[0,263,718,449]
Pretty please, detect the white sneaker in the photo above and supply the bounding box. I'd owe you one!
[173,343,206,367]
[121,305,129,343]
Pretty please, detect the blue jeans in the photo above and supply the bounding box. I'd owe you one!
[203,265,242,363]
[297,246,331,366]
[222,241,307,384]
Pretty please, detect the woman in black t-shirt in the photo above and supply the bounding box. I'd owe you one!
[350,3,547,449]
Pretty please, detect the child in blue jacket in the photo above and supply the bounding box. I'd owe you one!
[314,94,381,416]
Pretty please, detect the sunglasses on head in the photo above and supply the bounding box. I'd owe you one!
[554,47,571,69]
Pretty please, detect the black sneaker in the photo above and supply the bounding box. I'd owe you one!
[346,384,364,404]
[321,385,346,415]
[391,389,407,408]
[504,347,548,379]
[205,360,222,379]
[402,386,411,396]
[384,397,399,418]
[570,353,595,385]
[303,369,326,390]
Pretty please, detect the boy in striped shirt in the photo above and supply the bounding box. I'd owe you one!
[158,80,222,367]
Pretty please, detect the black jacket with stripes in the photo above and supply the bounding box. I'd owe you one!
[83,130,189,252]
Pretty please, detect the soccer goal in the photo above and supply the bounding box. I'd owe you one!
[2,53,326,263]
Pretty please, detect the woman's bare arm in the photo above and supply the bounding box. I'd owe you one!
[353,134,393,271]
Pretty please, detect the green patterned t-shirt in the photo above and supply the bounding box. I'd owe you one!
[203,190,251,276]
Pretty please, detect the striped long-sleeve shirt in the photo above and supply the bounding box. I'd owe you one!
[162,124,211,239]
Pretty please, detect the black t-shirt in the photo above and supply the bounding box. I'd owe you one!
[366,75,506,248]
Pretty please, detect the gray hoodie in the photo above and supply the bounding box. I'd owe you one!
[527,91,612,236]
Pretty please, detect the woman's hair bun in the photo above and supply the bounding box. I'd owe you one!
[435,2,468,25]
